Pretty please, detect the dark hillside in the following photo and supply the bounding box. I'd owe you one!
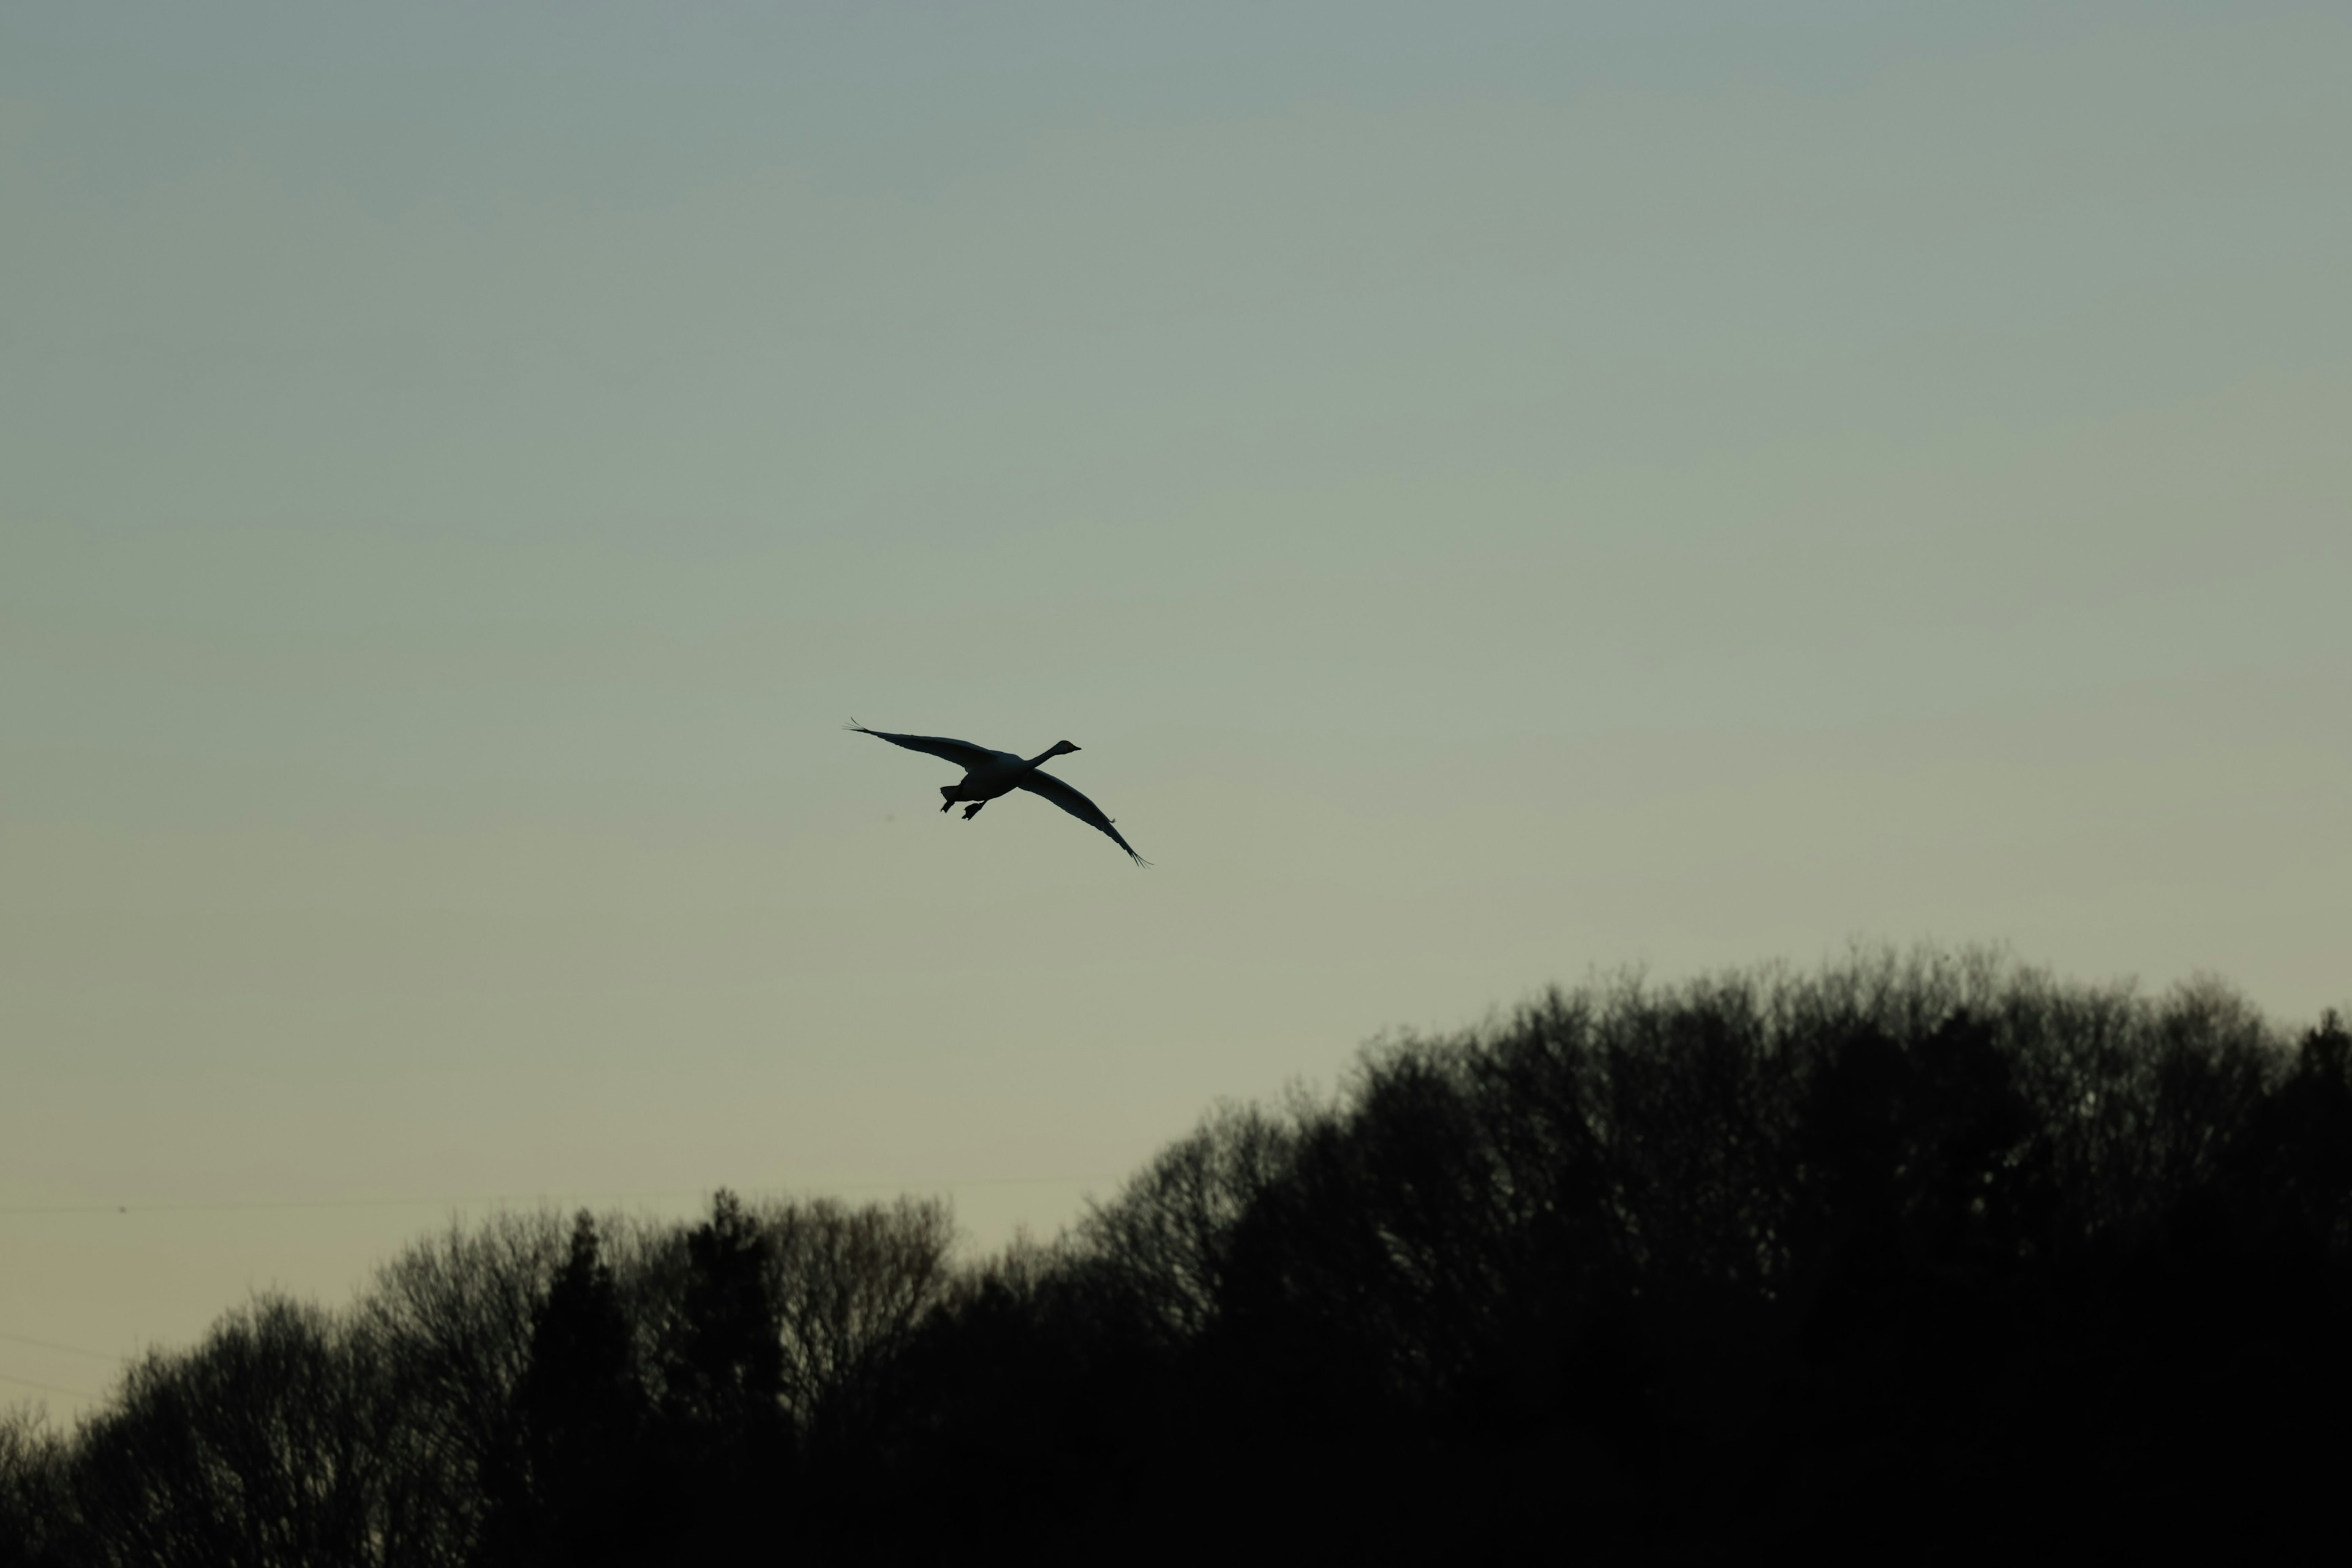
[6,950,2348,1562]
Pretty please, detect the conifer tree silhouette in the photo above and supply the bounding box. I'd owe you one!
[659,1189,794,1555]
[484,1212,651,1567]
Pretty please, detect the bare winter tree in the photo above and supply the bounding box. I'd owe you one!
[67,1297,388,1567]
[756,1195,959,1430]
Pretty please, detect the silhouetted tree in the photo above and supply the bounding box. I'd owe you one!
[66,1297,388,1566]
[13,950,2352,1560]
[652,1190,794,1555]
[358,1208,570,1563]
[480,1212,655,1568]
[0,1407,71,1568]
[765,1195,956,1447]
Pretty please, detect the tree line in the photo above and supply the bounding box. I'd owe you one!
[6,948,2349,1561]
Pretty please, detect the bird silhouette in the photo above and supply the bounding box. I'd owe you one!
[846,722,1150,865]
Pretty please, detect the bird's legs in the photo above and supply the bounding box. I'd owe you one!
[962,801,986,820]
[940,797,956,813]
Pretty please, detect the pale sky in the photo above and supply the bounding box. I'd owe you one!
[4,2,2348,1419]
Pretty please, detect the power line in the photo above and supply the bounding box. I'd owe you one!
[0,1174,1122,1218]
[0,1332,126,1408]
[0,1332,121,1364]
[0,1370,100,1401]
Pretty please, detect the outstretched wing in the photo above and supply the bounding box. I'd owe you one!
[1019,770,1151,866]
[845,722,998,772]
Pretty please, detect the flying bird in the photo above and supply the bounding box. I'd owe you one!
[846,722,1150,866]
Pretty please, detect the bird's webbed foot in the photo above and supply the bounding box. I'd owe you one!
[962,802,986,820]
[940,799,956,813]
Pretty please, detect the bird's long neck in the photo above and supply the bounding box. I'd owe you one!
[1021,747,1061,772]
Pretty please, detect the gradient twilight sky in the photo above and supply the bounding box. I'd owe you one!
[4,2,2348,1417]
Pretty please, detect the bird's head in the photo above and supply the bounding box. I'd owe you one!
[1053,740,1082,756]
